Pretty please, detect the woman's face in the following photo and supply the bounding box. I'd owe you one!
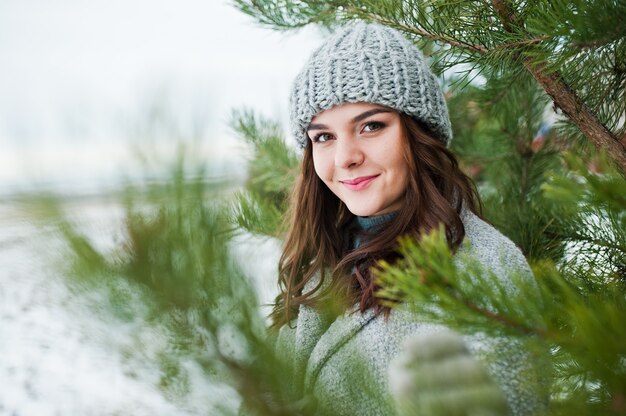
[307,102,410,217]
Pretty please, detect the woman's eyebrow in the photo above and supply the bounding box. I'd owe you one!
[351,108,392,123]
[307,122,328,132]
[307,108,391,132]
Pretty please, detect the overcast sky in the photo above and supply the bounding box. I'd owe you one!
[0,0,322,192]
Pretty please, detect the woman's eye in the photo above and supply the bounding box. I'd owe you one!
[362,121,384,133]
[311,133,333,143]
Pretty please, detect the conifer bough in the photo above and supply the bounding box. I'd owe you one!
[233,0,626,174]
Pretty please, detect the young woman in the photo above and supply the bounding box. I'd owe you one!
[273,22,542,415]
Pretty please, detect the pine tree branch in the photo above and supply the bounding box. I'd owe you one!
[386,22,547,55]
[491,0,626,176]
[459,295,546,338]
[570,38,618,50]
[494,36,550,50]
[362,14,489,55]
[558,230,626,254]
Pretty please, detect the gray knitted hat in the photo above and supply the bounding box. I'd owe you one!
[290,22,452,148]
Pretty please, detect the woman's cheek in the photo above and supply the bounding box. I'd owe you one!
[312,150,333,182]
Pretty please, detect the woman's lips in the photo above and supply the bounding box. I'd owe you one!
[340,175,379,191]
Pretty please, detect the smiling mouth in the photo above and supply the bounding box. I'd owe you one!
[340,175,379,190]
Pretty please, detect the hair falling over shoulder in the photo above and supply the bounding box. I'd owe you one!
[270,114,482,329]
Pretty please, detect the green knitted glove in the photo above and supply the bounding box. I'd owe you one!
[389,330,510,416]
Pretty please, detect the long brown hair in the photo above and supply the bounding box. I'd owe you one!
[271,112,482,328]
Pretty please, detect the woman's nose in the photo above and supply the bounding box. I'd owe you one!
[334,136,364,169]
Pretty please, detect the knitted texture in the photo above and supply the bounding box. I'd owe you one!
[290,22,453,149]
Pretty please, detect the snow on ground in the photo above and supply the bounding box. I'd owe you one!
[0,198,279,415]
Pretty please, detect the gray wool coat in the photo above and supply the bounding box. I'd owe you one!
[276,210,544,416]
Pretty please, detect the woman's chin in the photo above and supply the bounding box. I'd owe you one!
[346,204,383,217]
